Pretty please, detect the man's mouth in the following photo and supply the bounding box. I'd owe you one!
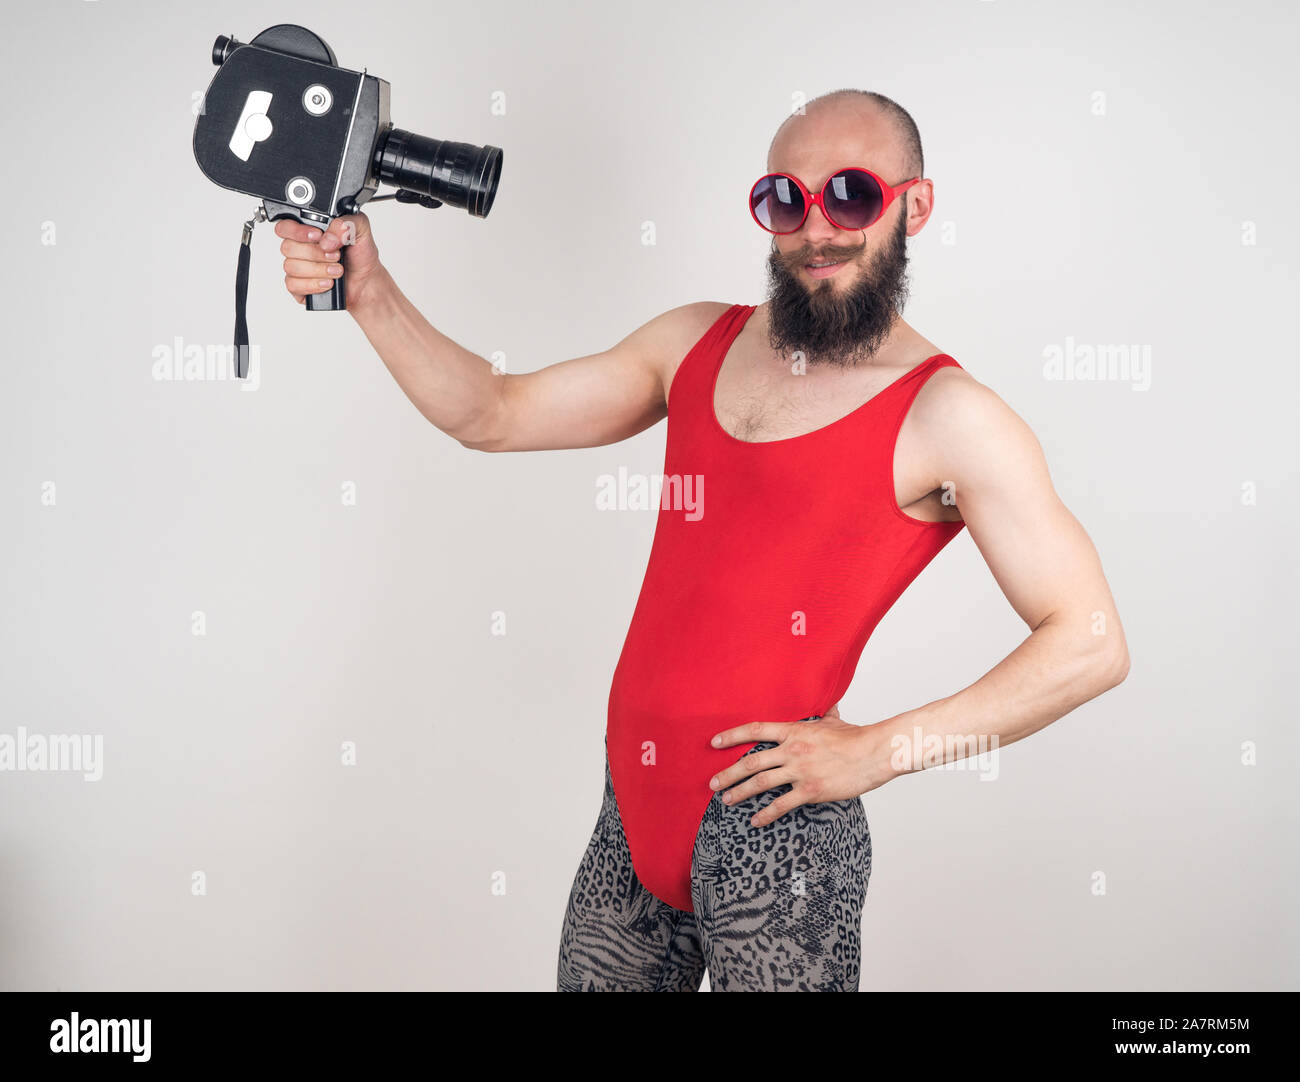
[804,258,848,278]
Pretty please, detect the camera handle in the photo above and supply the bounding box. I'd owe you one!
[302,191,442,313]
[305,278,344,311]
[229,191,443,378]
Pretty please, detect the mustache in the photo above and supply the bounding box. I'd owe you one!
[773,236,868,271]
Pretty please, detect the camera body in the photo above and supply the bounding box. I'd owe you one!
[194,24,501,320]
[194,25,390,250]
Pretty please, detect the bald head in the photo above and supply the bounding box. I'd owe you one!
[768,89,924,183]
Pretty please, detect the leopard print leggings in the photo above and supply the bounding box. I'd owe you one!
[557,740,872,991]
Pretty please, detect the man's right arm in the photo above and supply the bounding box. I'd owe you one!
[350,265,713,452]
[276,213,719,453]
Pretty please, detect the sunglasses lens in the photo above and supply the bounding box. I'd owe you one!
[750,174,805,233]
[823,169,883,229]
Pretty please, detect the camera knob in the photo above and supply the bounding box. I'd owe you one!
[211,34,236,66]
[286,177,316,207]
[302,84,333,116]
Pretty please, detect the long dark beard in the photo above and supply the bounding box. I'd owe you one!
[763,207,911,367]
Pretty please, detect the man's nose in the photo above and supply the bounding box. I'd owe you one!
[799,202,842,244]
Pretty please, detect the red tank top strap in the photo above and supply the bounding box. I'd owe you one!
[866,354,964,489]
[875,353,963,426]
[666,303,753,417]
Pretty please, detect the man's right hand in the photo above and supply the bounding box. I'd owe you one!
[275,212,382,307]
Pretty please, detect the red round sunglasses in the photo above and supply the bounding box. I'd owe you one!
[749,166,920,234]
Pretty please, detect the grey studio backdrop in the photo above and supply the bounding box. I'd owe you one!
[1,0,1295,992]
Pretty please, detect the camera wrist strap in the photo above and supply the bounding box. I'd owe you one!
[234,204,267,379]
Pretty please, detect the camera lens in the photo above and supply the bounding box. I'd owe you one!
[375,130,502,218]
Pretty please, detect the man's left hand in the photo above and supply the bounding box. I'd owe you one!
[709,705,895,827]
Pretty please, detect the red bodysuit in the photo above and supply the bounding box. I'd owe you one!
[606,303,966,912]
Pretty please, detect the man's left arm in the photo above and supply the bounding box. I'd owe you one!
[711,369,1131,825]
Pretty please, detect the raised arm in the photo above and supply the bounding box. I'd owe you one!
[276,213,721,452]
[351,268,706,452]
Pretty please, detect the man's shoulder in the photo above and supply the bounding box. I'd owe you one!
[627,301,735,348]
[910,358,1045,474]
[661,300,738,343]
[633,301,739,385]
[912,355,997,421]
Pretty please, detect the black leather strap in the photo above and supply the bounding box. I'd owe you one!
[234,227,252,379]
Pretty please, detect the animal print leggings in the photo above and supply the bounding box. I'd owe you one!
[557,740,872,992]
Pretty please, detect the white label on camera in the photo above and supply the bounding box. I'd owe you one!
[229,90,274,162]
